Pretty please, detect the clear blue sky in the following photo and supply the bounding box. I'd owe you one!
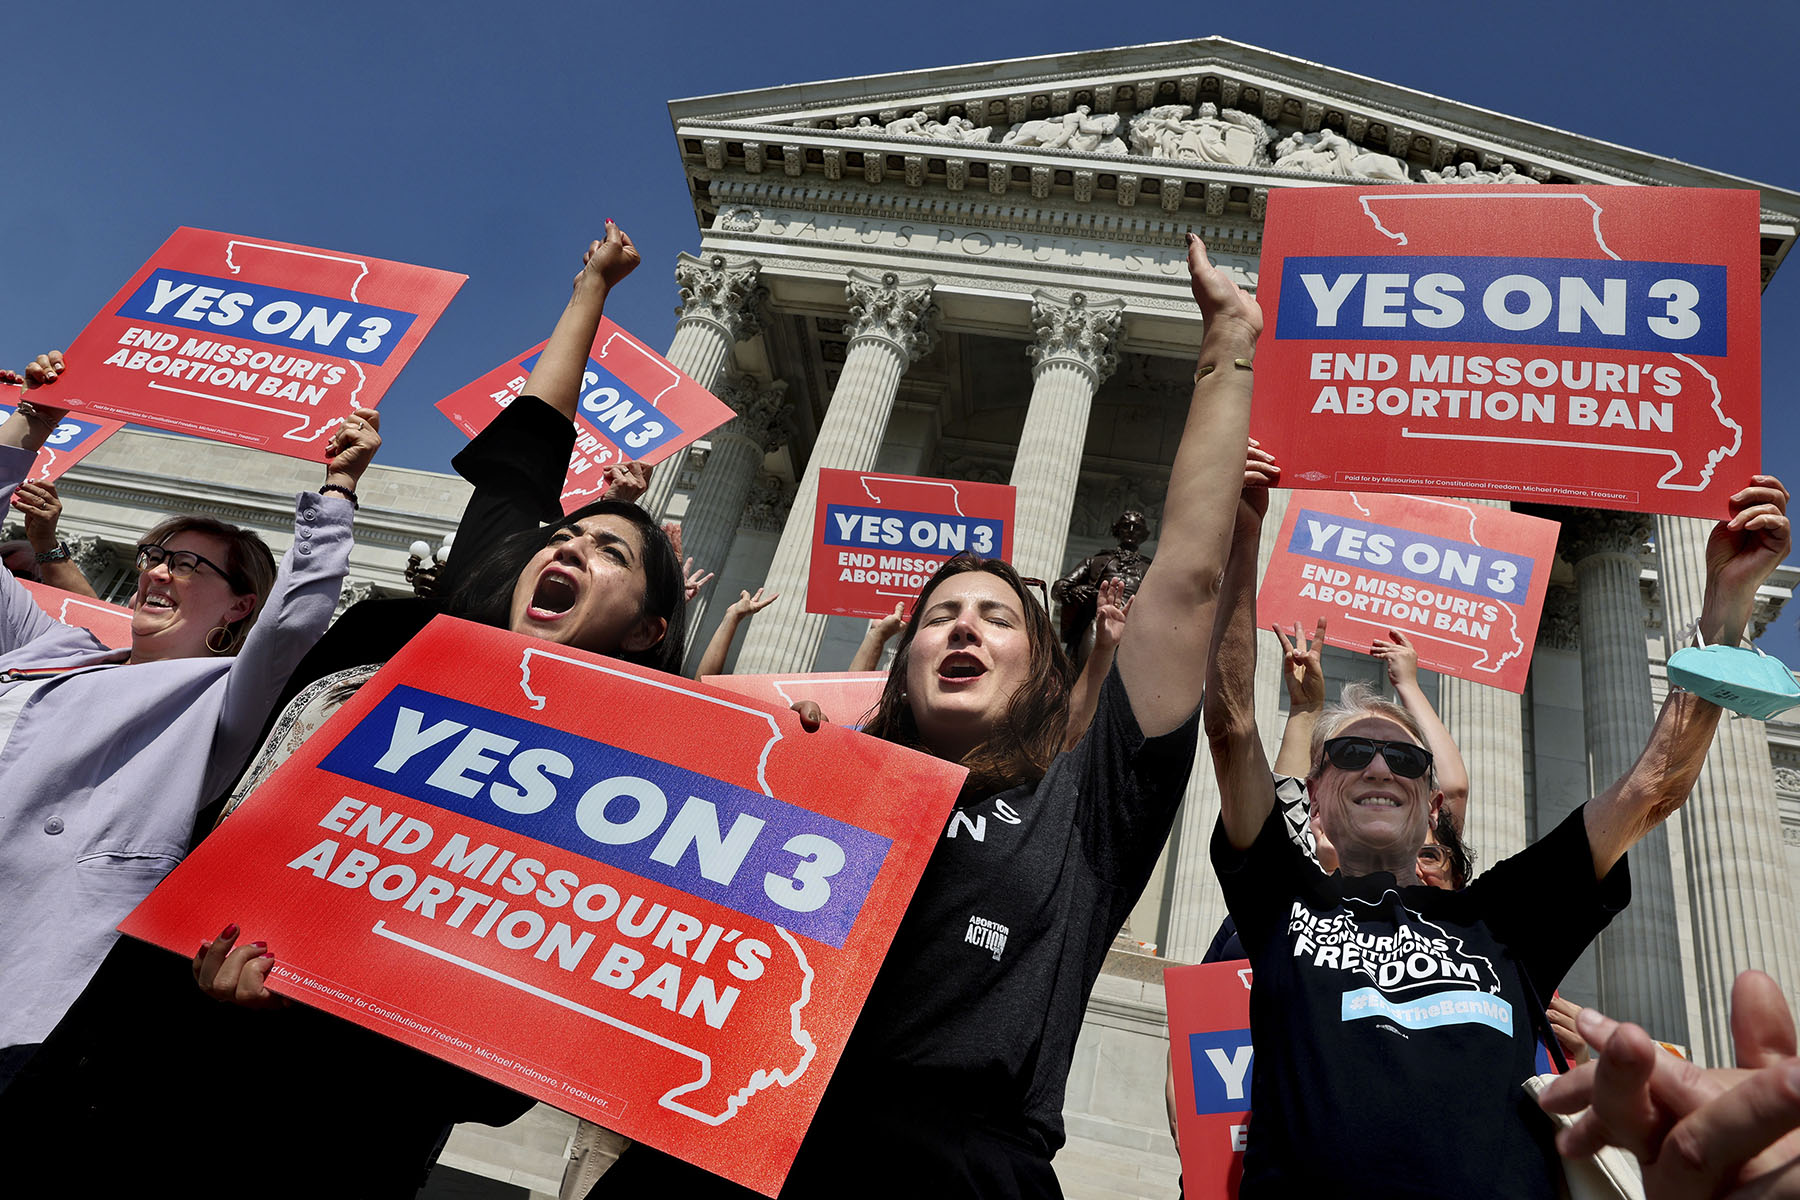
[7,1,1797,657]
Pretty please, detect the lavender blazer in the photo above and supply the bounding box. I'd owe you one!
[0,444,353,1047]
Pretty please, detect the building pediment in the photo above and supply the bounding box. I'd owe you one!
[672,37,1799,284]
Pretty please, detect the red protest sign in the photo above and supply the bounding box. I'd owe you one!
[701,672,888,730]
[435,320,736,513]
[1166,960,1254,1200]
[1,391,126,484]
[20,581,135,648]
[808,469,1015,619]
[1253,186,1760,519]
[1258,491,1558,694]
[50,228,464,461]
[119,616,964,1196]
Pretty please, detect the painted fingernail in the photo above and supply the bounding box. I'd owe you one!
[251,941,268,948]
[260,951,274,960]
[221,923,238,939]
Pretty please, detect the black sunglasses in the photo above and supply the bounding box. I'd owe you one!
[136,543,232,583]
[1323,736,1434,780]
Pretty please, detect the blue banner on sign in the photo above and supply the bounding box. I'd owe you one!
[0,407,103,451]
[1188,1028,1254,1115]
[1287,509,1533,601]
[1275,255,1727,356]
[520,350,686,458]
[1341,986,1514,1035]
[319,685,891,947]
[823,504,1004,557]
[116,269,417,365]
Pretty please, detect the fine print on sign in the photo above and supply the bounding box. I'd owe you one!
[808,469,1016,619]
[120,617,965,1196]
[51,228,465,461]
[436,319,735,512]
[701,672,889,731]
[1258,491,1559,694]
[1165,960,1255,1200]
[20,581,135,648]
[1252,187,1760,520]
[1,392,127,484]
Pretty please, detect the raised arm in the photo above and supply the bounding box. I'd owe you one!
[0,353,66,454]
[524,223,641,422]
[1208,452,1282,850]
[13,481,98,599]
[1064,577,1129,749]
[694,588,778,678]
[1584,476,1790,878]
[848,602,906,672]
[1114,237,1260,735]
[1371,629,1468,829]
[1272,616,1327,777]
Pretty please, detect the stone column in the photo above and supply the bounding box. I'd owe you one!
[1654,514,1800,1064]
[644,253,766,518]
[1436,499,1529,867]
[1563,510,1688,1044]
[679,376,790,637]
[1163,489,1291,962]
[1008,290,1123,583]
[734,270,938,674]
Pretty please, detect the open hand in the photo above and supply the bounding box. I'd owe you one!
[728,587,778,618]
[1371,628,1419,689]
[1094,577,1131,651]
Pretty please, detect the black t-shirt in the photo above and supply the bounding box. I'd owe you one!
[595,665,1200,1199]
[1211,801,1629,1200]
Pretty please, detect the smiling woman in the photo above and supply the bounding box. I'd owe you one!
[0,350,378,1087]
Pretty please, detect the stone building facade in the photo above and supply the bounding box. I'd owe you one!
[18,37,1800,1200]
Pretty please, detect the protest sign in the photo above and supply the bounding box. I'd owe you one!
[435,320,736,512]
[120,616,964,1195]
[20,581,134,648]
[1,392,126,483]
[701,672,888,730]
[50,228,464,460]
[1258,491,1558,694]
[1252,186,1760,520]
[808,469,1015,619]
[1166,960,1254,1200]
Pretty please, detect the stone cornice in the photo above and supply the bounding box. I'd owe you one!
[671,40,1800,211]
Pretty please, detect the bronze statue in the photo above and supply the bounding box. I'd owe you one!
[1052,510,1152,662]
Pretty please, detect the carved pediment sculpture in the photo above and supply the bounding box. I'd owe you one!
[1420,160,1539,184]
[880,110,995,143]
[1001,105,1127,155]
[1126,102,1273,167]
[1272,128,1410,182]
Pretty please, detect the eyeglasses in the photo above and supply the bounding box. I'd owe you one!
[1017,576,1050,610]
[1416,844,1451,867]
[1322,736,1434,780]
[136,543,231,582]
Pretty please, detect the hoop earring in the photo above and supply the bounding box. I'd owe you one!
[205,625,236,655]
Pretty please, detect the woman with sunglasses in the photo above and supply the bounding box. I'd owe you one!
[587,233,1256,1200]
[0,350,380,1088]
[1205,460,1791,1199]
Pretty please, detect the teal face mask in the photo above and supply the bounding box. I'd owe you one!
[1667,642,1800,721]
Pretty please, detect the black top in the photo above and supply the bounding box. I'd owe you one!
[1211,801,1629,1200]
[595,665,1201,1199]
[0,397,577,1193]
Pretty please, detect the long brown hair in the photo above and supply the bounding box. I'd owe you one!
[860,554,1074,797]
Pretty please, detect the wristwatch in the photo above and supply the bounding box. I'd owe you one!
[35,540,73,564]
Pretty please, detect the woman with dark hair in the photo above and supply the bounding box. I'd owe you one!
[1,226,689,1193]
[588,234,1259,1200]
[0,350,381,1086]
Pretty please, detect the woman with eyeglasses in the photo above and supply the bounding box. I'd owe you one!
[2,225,689,1196]
[0,350,380,1088]
[584,234,1256,1200]
[1205,457,1791,1198]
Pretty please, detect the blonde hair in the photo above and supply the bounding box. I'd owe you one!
[1307,681,1435,789]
